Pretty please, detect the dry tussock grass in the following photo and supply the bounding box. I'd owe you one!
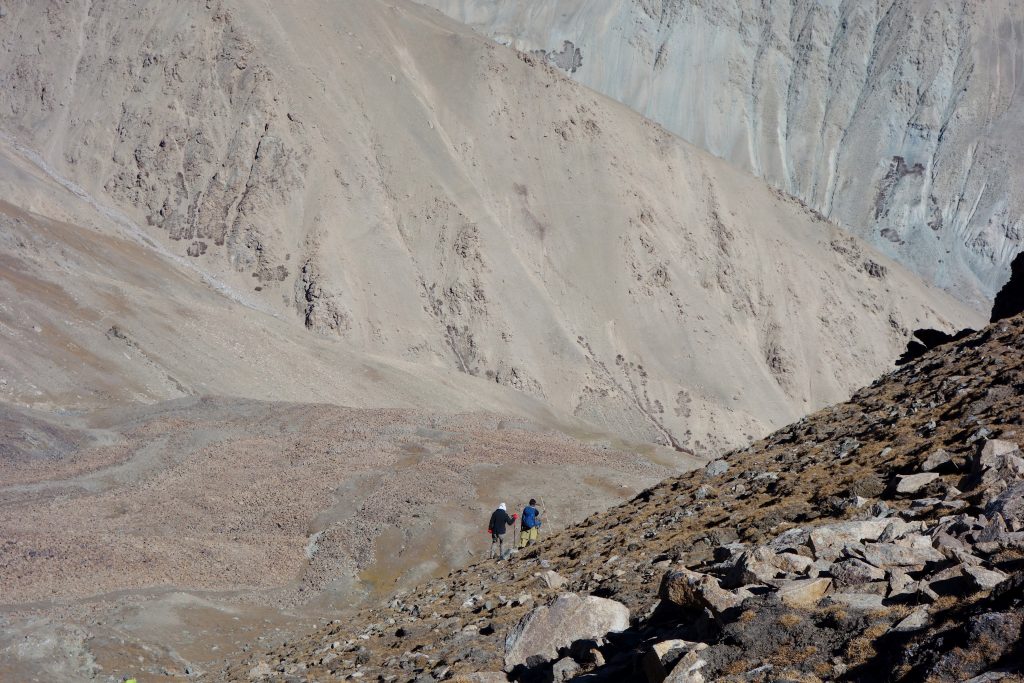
[778,612,803,628]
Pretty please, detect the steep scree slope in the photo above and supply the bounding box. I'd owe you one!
[0,0,980,452]
[233,314,1024,681]
[416,0,1024,306]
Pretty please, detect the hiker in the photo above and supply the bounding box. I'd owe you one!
[488,503,517,560]
[519,498,542,548]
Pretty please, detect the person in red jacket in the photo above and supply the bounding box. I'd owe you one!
[488,503,517,560]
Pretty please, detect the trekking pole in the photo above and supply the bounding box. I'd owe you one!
[513,510,519,553]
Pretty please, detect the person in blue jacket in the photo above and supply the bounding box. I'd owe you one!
[519,498,542,549]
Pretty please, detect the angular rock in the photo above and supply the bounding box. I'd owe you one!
[538,570,568,590]
[863,541,943,568]
[986,482,1024,530]
[504,593,629,670]
[766,527,810,553]
[703,459,729,477]
[664,648,708,683]
[641,640,706,683]
[774,552,814,575]
[777,577,831,608]
[551,657,580,682]
[890,606,930,633]
[921,448,953,472]
[730,546,783,585]
[821,592,886,611]
[964,565,1008,591]
[831,558,886,588]
[809,519,917,560]
[895,472,940,495]
[660,568,743,618]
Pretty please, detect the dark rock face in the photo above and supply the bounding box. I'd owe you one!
[897,249,1023,366]
[991,251,1024,323]
[896,327,976,366]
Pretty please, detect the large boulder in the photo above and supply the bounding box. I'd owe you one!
[975,440,1024,487]
[986,482,1024,531]
[895,472,940,495]
[809,519,919,560]
[504,593,629,670]
[660,568,743,618]
[921,449,954,472]
[963,565,1008,591]
[777,577,832,608]
[863,541,944,568]
[831,558,885,588]
[728,546,784,586]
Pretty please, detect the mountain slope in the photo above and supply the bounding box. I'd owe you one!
[415,0,1024,306]
[236,313,1024,681]
[0,0,980,452]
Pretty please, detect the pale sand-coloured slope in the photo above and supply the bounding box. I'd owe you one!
[415,0,1024,306]
[0,138,581,423]
[0,0,982,454]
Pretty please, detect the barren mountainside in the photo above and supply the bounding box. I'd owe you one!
[416,0,1024,307]
[0,0,980,453]
[0,2,1016,682]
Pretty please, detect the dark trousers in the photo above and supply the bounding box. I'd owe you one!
[490,533,506,559]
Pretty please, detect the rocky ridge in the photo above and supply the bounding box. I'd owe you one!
[230,313,1024,682]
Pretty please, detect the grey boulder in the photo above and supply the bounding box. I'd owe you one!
[504,593,629,670]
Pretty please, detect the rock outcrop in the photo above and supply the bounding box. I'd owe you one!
[991,251,1024,323]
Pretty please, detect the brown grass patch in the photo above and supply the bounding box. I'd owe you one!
[778,612,803,629]
[736,609,757,623]
[720,659,753,676]
[768,645,818,667]
[845,621,890,663]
